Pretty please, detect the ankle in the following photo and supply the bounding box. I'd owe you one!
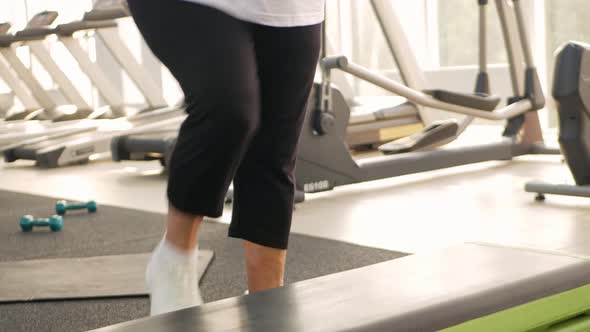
[245,255,285,292]
[164,233,198,252]
[165,205,203,251]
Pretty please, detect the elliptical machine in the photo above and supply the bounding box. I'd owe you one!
[295,0,556,195]
[525,41,590,200]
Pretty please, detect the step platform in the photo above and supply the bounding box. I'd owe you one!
[91,243,590,332]
[0,251,214,302]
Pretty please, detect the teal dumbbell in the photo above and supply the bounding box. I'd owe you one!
[55,200,97,215]
[20,215,64,232]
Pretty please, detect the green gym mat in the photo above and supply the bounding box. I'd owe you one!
[0,190,407,332]
[0,251,214,302]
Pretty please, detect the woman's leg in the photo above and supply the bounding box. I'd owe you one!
[243,241,287,292]
[230,24,323,293]
[166,205,203,251]
[127,0,261,314]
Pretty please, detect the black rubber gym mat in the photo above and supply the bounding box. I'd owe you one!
[0,190,407,332]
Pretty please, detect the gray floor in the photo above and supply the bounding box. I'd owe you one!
[0,189,405,331]
[1,145,588,256]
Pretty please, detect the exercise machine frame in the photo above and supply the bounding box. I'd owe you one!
[295,0,557,195]
[525,41,590,200]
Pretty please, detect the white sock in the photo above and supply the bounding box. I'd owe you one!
[146,237,203,316]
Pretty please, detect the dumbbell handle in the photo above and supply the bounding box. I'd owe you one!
[56,200,96,215]
[29,218,52,226]
[66,203,90,209]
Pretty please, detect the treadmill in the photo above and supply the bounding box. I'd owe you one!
[5,11,97,121]
[0,23,44,120]
[55,2,168,118]
[2,1,185,167]
[0,19,88,123]
[0,0,169,145]
[0,14,104,144]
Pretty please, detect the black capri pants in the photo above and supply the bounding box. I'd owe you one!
[127,0,321,249]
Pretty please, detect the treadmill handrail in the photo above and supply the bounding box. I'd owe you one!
[13,11,59,41]
[13,27,57,41]
[323,56,534,121]
[57,20,118,36]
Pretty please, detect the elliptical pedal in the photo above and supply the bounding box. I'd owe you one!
[378,119,459,155]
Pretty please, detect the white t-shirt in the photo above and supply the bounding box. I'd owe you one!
[182,0,325,27]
